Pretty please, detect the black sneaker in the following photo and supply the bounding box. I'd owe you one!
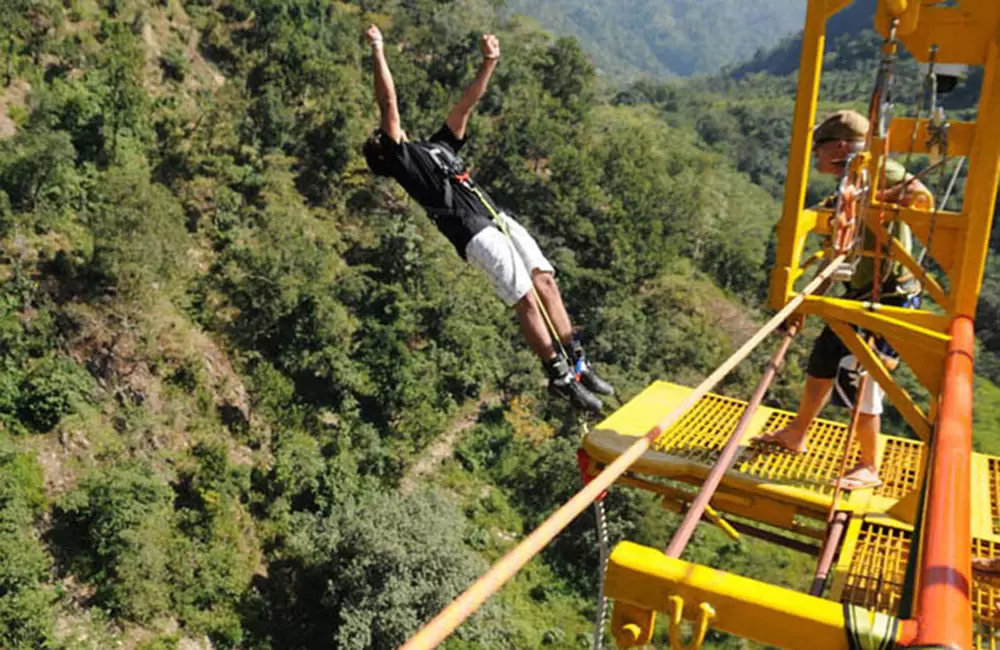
[548,372,603,413]
[544,355,603,413]
[574,359,614,396]
[569,342,615,396]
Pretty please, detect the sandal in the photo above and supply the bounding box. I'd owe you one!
[831,464,882,490]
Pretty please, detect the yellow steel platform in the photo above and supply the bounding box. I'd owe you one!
[585,381,1000,647]
[582,381,935,534]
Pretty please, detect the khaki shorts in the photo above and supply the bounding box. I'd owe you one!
[464,212,555,307]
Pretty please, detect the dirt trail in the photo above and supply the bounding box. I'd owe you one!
[400,392,499,494]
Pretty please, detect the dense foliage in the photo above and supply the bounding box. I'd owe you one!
[0,1,997,649]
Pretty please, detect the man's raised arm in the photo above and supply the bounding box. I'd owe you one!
[446,34,500,140]
[365,24,402,143]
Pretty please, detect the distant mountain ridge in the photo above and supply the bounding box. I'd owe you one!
[504,0,806,79]
[729,0,877,78]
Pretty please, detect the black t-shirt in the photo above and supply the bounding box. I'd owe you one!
[376,123,498,258]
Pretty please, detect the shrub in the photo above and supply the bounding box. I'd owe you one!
[16,355,94,433]
[56,462,175,622]
[160,47,188,82]
[0,439,54,649]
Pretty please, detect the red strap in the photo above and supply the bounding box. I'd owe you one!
[576,448,608,501]
[455,171,470,183]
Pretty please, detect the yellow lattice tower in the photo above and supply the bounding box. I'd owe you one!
[767,0,1000,443]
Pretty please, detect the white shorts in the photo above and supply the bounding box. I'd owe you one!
[464,212,555,307]
[832,355,885,416]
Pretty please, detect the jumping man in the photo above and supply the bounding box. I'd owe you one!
[360,25,613,412]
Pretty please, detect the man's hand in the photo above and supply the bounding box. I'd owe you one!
[365,24,384,50]
[366,23,400,142]
[480,33,500,60]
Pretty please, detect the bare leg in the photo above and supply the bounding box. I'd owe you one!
[756,375,834,452]
[514,291,557,360]
[856,413,879,468]
[530,270,573,344]
[832,413,881,488]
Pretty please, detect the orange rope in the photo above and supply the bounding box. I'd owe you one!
[398,255,846,650]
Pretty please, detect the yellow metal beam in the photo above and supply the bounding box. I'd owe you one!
[896,6,994,66]
[953,40,1000,317]
[606,541,851,650]
[828,516,865,601]
[807,206,962,278]
[883,119,977,158]
[617,472,828,540]
[869,206,963,273]
[965,1,999,31]
[824,0,852,21]
[826,320,931,441]
[769,0,832,311]
[800,296,951,335]
[969,453,997,543]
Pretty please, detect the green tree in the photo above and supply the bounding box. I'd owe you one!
[55,462,175,622]
[0,439,54,649]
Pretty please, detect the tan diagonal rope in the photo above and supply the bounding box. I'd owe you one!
[398,254,846,650]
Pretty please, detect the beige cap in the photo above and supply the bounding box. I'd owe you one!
[813,109,869,144]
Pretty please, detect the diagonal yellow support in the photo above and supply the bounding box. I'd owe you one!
[801,296,949,397]
[826,320,931,441]
[887,237,950,312]
[871,206,963,275]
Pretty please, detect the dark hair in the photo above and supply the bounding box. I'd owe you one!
[363,132,393,177]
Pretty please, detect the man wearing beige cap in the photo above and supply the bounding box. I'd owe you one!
[756,109,933,490]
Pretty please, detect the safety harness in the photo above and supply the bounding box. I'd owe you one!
[425,143,475,214]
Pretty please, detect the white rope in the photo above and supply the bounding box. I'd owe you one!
[592,499,611,650]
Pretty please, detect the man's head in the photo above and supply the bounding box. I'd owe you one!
[363,128,408,177]
[813,110,869,175]
[363,131,392,177]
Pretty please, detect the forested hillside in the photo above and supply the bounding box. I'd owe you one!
[1,1,997,650]
[503,0,805,78]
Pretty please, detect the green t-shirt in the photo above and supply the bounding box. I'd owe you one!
[848,158,918,295]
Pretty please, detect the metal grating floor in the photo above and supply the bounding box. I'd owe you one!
[974,539,1000,650]
[588,382,1000,642]
[840,526,1000,648]
[876,437,924,500]
[651,393,747,462]
[648,396,867,494]
[841,522,911,614]
[646,395,922,497]
[736,411,861,494]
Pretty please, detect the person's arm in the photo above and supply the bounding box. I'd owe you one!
[365,25,402,143]
[445,34,500,140]
[878,176,928,204]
